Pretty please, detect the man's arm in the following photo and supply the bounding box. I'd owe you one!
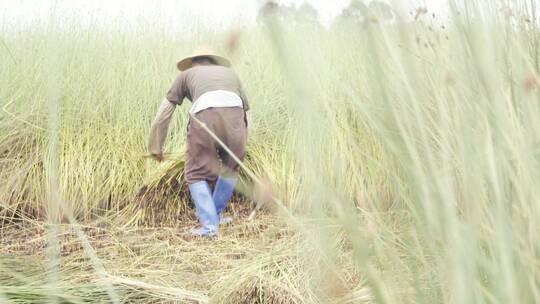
[234,72,249,112]
[239,87,249,112]
[147,73,186,161]
[148,99,176,161]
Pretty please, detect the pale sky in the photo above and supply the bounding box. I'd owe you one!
[1,0,452,29]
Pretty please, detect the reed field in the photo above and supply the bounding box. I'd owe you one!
[1,0,540,303]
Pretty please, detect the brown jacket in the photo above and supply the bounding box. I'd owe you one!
[148,65,249,155]
[166,65,249,111]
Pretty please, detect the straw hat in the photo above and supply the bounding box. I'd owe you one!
[177,46,231,71]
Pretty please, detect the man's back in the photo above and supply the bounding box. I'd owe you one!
[166,65,249,111]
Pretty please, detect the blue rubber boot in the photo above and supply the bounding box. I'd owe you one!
[188,181,219,236]
[213,176,237,224]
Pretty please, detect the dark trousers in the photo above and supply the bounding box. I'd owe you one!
[185,107,247,184]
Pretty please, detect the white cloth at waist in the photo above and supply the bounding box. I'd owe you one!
[189,90,243,114]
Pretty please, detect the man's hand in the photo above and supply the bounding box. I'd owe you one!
[151,153,164,162]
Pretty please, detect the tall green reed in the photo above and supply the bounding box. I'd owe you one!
[1,1,539,302]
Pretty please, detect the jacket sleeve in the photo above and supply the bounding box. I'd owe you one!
[235,73,249,112]
[166,73,186,105]
[239,84,250,112]
[148,99,176,155]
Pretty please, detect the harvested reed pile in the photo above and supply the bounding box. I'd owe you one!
[128,151,254,226]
